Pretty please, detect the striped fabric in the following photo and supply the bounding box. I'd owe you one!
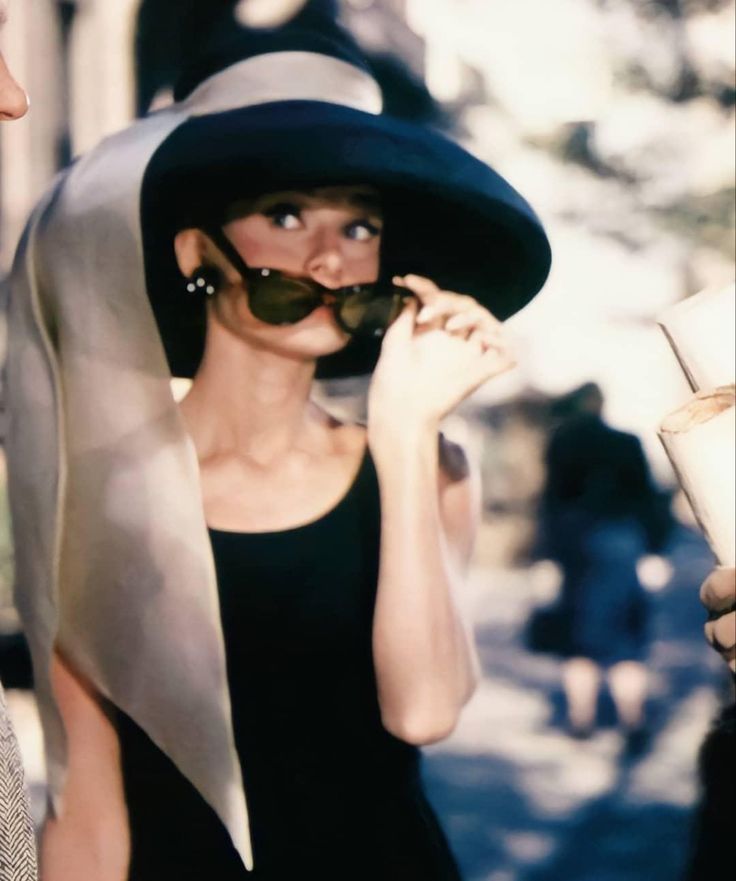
[0,683,37,881]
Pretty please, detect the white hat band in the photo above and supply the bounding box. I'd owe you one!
[182,50,383,117]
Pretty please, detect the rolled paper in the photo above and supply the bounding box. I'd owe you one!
[657,283,735,392]
[659,385,736,566]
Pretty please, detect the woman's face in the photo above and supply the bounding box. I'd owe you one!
[209,185,383,360]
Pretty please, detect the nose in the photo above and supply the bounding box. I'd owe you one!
[304,230,345,289]
[0,54,29,121]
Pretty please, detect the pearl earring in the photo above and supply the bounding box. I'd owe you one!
[184,266,222,297]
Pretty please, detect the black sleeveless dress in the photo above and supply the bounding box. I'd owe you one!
[117,449,462,880]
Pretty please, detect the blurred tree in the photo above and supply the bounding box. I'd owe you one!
[134,0,448,127]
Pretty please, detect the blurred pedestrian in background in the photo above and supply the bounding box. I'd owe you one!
[0,3,37,878]
[4,7,551,880]
[531,382,674,745]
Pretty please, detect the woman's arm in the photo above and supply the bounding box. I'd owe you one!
[41,651,130,881]
[369,429,482,746]
[367,275,514,746]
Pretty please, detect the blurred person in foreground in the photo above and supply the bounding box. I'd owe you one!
[3,10,551,881]
[0,2,38,879]
[532,383,673,745]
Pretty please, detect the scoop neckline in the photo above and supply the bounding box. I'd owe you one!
[207,445,369,538]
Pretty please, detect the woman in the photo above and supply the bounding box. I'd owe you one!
[5,17,550,881]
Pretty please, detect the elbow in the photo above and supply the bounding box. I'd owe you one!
[382,706,461,746]
[380,672,479,746]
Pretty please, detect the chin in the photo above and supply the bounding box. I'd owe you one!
[292,329,351,360]
[282,308,351,357]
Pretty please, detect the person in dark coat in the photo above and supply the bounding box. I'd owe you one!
[534,383,672,739]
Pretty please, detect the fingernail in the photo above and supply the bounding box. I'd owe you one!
[392,275,405,285]
[416,307,434,323]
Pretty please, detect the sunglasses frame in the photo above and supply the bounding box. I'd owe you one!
[203,226,410,337]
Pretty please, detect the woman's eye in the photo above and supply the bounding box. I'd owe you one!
[263,203,303,230]
[345,219,381,242]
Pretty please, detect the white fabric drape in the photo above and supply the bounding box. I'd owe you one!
[3,51,382,871]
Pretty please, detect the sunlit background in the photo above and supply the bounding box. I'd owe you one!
[1,2,734,879]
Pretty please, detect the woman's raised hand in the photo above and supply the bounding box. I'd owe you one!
[367,274,516,436]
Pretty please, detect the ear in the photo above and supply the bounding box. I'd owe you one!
[174,228,208,277]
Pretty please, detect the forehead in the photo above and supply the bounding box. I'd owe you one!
[256,185,380,208]
[224,185,382,222]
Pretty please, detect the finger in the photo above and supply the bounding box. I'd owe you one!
[712,612,736,652]
[475,331,510,355]
[700,567,736,614]
[476,343,517,376]
[705,611,736,662]
[459,349,516,400]
[419,296,482,326]
[445,307,501,334]
[705,612,736,652]
[393,274,443,313]
[393,274,441,297]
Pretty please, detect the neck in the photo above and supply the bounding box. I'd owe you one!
[179,317,319,466]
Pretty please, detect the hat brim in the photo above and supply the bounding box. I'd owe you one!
[141,100,551,378]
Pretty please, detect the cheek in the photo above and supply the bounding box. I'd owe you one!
[344,242,381,281]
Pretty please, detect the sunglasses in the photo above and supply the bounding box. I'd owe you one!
[205,227,411,337]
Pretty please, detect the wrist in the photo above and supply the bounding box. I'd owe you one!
[367,398,440,437]
[367,416,439,468]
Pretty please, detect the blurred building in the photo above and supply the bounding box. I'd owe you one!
[0,0,139,267]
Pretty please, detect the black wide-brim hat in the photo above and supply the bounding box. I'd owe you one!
[141,24,551,379]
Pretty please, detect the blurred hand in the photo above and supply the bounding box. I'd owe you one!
[699,567,736,673]
[368,275,515,436]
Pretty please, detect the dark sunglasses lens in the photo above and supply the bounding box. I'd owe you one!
[248,273,321,325]
[339,286,407,335]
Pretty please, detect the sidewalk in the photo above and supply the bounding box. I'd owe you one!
[423,527,731,881]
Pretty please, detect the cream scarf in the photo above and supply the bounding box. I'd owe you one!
[3,51,381,870]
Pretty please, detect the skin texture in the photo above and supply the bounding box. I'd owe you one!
[0,3,28,120]
[44,185,515,878]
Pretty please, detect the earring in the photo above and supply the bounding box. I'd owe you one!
[185,266,222,297]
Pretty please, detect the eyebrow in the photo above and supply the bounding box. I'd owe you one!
[259,189,381,211]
